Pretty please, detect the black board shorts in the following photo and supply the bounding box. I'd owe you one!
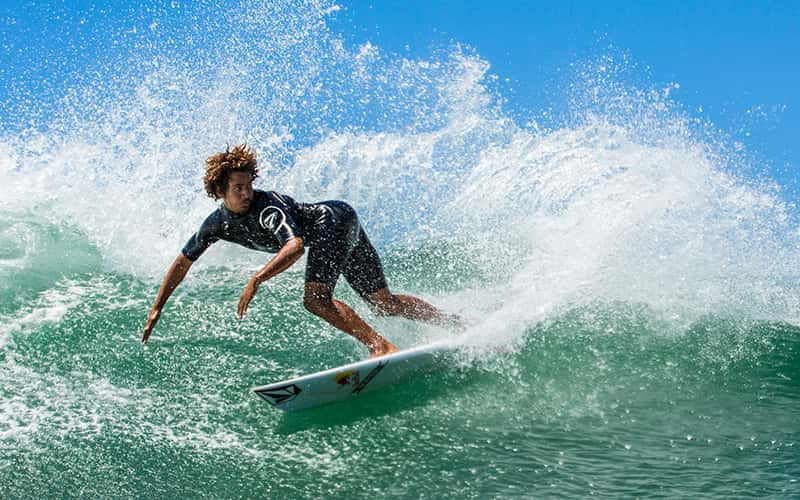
[305,201,388,297]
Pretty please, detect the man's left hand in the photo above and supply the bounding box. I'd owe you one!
[237,278,260,319]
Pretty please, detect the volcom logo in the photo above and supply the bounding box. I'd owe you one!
[255,383,302,406]
[259,207,284,232]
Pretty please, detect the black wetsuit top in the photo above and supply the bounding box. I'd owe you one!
[182,190,387,296]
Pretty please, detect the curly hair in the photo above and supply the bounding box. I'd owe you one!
[204,144,259,199]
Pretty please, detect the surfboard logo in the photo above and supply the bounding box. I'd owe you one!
[351,361,387,395]
[254,383,302,406]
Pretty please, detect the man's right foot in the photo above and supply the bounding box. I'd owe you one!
[434,313,474,333]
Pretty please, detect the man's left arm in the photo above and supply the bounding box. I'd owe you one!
[237,236,305,319]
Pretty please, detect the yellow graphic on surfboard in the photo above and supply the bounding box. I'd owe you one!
[334,370,360,386]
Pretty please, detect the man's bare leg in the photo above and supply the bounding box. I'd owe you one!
[304,282,398,357]
[366,288,465,330]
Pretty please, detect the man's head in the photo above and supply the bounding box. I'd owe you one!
[204,144,259,213]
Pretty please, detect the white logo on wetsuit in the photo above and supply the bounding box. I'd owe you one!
[259,206,286,233]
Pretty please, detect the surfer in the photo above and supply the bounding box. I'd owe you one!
[142,144,460,357]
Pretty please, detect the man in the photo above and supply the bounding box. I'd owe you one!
[142,144,460,357]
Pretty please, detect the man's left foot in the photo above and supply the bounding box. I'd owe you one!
[369,339,399,358]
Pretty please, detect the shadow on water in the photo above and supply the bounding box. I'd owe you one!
[273,364,479,434]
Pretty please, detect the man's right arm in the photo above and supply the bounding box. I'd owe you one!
[142,253,194,344]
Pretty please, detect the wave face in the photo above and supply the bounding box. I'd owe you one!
[2,1,799,498]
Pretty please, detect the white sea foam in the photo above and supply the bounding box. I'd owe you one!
[0,360,255,457]
[281,104,799,347]
[1,0,797,345]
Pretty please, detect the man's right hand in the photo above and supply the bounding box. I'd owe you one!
[141,253,193,345]
[142,308,161,344]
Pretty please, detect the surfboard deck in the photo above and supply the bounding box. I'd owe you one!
[252,340,454,412]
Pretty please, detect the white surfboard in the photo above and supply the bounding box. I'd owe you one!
[252,340,455,412]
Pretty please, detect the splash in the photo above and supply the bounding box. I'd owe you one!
[1,0,797,337]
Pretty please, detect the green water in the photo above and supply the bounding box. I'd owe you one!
[2,2,799,492]
[2,237,798,499]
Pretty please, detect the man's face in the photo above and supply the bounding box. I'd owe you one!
[219,171,254,214]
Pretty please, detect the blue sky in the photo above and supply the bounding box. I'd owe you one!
[331,1,800,199]
[2,1,799,201]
